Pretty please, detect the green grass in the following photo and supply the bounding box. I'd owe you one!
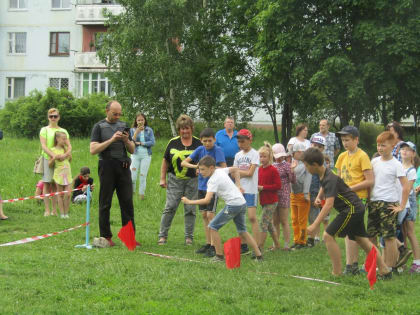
[0,136,420,314]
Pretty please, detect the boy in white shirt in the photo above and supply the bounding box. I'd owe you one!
[182,156,263,262]
[368,131,411,270]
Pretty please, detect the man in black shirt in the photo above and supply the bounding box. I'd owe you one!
[90,100,138,247]
[303,148,391,278]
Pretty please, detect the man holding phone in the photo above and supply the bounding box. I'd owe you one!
[90,100,138,247]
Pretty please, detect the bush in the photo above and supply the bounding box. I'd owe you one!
[0,88,111,138]
[358,121,384,157]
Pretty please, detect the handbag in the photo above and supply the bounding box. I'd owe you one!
[33,156,44,174]
[34,127,47,175]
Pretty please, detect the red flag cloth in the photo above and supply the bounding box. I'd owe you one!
[224,237,241,269]
[118,221,137,251]
[365,246,377,289]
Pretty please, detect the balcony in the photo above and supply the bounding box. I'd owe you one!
[74,52,106,70]
[75,3,124,25]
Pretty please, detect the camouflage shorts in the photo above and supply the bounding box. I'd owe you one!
[367,201,399,239]
[260,203,277,233]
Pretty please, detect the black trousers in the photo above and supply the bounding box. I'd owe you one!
[98,159,135,238]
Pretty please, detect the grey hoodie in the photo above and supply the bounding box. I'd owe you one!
[291,160,312,194]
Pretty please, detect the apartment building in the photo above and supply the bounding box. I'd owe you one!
[0,0,121,108]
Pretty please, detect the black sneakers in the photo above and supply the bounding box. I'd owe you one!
[196,244,211,254]
[204,246,216,257]
[395,247,413,268]
[306,238,315,248]
[240,244,250,255]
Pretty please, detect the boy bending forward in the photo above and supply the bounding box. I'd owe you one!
[182,156,262,262]
[304,148,390,277]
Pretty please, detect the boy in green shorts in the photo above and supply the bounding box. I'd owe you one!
[304,148,391,277]
[335,126,374,275]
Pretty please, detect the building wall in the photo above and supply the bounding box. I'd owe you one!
[0,0,82,107]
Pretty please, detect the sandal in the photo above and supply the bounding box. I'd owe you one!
[158,238,167,245]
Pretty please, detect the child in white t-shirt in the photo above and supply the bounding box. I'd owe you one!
[368,131,410,270]
[234,129,259,254]
[397,142,420,272]
[181,156,263,262]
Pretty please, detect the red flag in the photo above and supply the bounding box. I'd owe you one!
[365,246,377,289]
[118,221,137,251]
[224,237,241,269]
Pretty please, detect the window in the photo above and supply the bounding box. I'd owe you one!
[93,32,105,51]
[49,78,69,90]
[76,72,114,97]
[8,32,26,54]
[52,0,70,9]
[50,32,70,56]
[9,0,27,9]
[6,78,25,99]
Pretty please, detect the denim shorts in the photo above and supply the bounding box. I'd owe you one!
[208,203,247,233]
[404,194,418,222]
[243,193,257,208]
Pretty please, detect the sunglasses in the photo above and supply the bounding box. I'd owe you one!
[49,115,59,119]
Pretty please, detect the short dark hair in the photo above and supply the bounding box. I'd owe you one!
[198,155,216,167]
[295,123,308,137]
[133,112,148,127]
[386,121,404,140]
[200,128,215,139]
[80,167,90,175]
[303,147,324,166]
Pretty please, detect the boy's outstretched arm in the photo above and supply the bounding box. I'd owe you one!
[182,192,214,205]
[307,196,334,236]
[180,157,198,169]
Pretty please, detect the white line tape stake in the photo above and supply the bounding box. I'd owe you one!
[0,223,88,247]
[256,271,340,286]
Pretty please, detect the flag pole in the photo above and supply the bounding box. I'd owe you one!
[75,185,92,249]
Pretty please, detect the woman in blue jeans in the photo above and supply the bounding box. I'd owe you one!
[130,113,155,199]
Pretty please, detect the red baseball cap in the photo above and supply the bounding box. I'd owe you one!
[237,129,253,140]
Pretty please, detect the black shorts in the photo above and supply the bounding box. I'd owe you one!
[198,190,218,212]
[326,210,368,241]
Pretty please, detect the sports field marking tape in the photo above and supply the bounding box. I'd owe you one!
[0,223,88,247]
[141,251,206,264]
[0,188,82,204]
[141,252,340,285]
[256,272,341,285]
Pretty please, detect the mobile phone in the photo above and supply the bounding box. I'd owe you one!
[123,127,130,134]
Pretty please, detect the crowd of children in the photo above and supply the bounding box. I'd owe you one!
[179,123,420,278]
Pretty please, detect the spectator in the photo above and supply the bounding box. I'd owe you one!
[310,119,340,169]
[39,108,71,217]
[90,100,139,247]
[287,124,311,153]
[215,117,239,166]
[158,114,202,245]
[130,113,155,200]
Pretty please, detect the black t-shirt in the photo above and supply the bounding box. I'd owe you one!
[321,168,365,214]
[90,119,132,161]
[164,136,202,179]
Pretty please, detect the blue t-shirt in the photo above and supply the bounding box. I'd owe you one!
[215,129,239,159]
[189,145,226,190]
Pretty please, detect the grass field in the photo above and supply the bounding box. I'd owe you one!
[0,135,420,314]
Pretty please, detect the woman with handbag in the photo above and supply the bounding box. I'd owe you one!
[39,108,72,217]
